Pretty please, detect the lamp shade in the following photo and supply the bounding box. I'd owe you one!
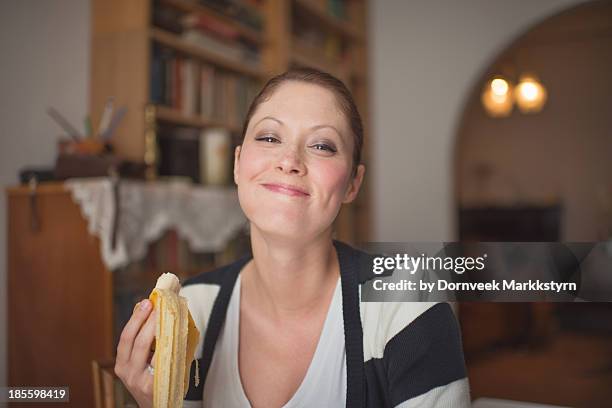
[515,74,547,113]
[481,76,513,117]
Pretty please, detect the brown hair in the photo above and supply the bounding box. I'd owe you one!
[240,68,364,174]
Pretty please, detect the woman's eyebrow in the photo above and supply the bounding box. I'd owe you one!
[254,116,283,127]
[310,124,342,138]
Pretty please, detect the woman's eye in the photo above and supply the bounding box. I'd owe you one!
[311,143,337,153]
[255,135,280,143]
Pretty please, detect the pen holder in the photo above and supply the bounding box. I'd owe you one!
[58,138,112,156]
[54,153,122,179]
[55,139,119,179]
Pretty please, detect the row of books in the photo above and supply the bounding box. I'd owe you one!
[182,11,260,65]
[153,4,262,66]
[154,0,264,33]
[292,10,348,62]
[293,26,346,61]
[150,48,260,126]
[195,0,264,32]
[157,125,234,185]
[181,27,260,66]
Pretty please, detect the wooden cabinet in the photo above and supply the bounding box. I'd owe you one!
[6,180,246,406]
[7,183,114,407]
[458,205,562,354]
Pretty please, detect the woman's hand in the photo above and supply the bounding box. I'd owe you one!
[114,299,156,408]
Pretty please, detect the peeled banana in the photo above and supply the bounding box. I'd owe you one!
[149,273,200,407]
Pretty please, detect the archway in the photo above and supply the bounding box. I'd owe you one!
[455,0,612,242]
[453,1,612,405]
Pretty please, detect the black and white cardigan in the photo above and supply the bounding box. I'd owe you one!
[181,240,470,407]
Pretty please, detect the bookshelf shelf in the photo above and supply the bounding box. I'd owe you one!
[150,28,266,79]
[293,0,363,41]
[159,0,265,45]
[155,105,242,133]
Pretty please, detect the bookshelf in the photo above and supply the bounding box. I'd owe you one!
[91,0,371,243]
[6,3,370,404]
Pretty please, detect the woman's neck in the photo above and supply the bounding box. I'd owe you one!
[241,227,340,321]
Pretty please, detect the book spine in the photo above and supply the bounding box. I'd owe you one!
[174,57,182,111]
[181,59,198,116]
[150,47,163,104]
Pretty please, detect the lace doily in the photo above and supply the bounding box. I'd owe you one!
[65,178,247,270]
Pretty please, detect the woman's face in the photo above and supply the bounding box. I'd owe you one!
[234,81,364,241]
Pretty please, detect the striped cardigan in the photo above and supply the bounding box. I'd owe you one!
[181,240,470,407]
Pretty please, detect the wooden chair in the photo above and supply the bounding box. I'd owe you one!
[91,359,137,408]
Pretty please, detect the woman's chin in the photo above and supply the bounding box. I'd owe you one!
[249,212,324,242]
[255,216,308,237]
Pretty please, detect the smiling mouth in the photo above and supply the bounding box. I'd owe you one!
[261,183,310,197]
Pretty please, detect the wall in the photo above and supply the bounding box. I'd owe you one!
[0,0,90,394]
[369,0,585,241]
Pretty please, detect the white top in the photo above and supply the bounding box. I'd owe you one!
[202,274,346,407]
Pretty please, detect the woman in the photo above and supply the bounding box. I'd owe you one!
[115,68,470,407]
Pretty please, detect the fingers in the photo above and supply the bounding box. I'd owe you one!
[116,300,153,367]
[131,307,157,371]
[149,350,156,368]
[113,299,156,408]
[142,367,154,395]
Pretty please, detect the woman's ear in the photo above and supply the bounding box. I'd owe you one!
[233,145,242,185]
[343,164,365,204]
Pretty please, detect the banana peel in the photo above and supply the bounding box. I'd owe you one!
[148,273,200,407]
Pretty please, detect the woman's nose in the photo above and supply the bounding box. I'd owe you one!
[276,147,306,175]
